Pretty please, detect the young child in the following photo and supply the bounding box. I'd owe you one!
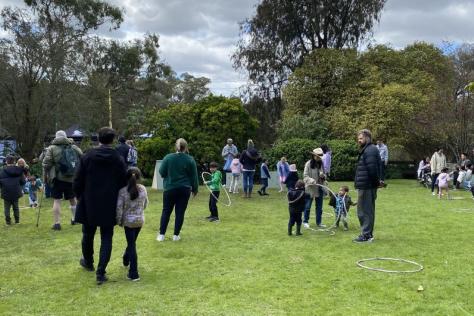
[328,186,356,231]
[0,156,26,224]
[284,164,299,190]
[457,165,466,190]
[229,154,242,194]
[451,165,460,190]
[287,180,308,236]
[116,167,148,281]
[437,167,451,199]
[26,176,43,207]
[206,162,222,222]
[258,159,271,196]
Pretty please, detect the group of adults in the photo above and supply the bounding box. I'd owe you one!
[418,148,474,195]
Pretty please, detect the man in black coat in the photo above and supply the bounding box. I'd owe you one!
[353,129,384,243]
[74,127,127,284]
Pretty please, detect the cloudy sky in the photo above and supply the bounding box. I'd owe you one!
[1,0,474,95]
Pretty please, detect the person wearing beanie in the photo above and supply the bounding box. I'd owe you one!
[43,130,83,230]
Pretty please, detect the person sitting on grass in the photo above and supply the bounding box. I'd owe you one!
[205,162,222,222]
[328,186,356,231]
[284,164,299,190]
[26,176,43,207]
[287,180,308,236]
[116,167,148,282]
[258,159,271,196]
[0,156,26,225]
[437,167,451,199]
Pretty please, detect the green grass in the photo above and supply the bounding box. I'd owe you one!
[1,180,473,315]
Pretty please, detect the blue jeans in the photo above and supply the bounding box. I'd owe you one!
[303,192,324,226]
[242,171,255,194]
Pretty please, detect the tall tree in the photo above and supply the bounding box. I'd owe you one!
[233,0,386,96]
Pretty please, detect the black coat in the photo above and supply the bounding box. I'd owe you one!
[0,166,26,201]
[288,188,307,213]
[354,143,382,190]
[116,143,130,164]
[239,148,261,170]
[284,171,299,189]
[73,146,127,227]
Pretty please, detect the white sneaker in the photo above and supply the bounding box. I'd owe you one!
[157,234,165,242]
[317,224,327,228]
[173,235,181,241]
[432,192,435,196]
[303,223,310,229]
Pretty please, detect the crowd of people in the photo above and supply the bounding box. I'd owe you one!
[417,149,474,199]
[0,127,389,284]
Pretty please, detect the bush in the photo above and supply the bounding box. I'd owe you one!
[136,137,173,178]
[264,138,320,169]
[326,140,359,181]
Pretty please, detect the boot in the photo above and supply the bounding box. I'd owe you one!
[288,225,293,236]
[296,224,302,235]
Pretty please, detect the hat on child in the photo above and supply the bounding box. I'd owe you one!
[310,148,324,157]
[289,164,297,172]
[55,130,67,139]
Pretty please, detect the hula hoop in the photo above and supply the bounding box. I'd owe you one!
[357,258,424,273]
[306,227,336,236]
[310,183,349,231]
[201,172,232,207]
[451,208,474,214]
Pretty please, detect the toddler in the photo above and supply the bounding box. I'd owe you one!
[328,186,356,231]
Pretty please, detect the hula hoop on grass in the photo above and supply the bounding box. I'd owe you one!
[357,257,424,273]
[201,172,232,207]
[451,208,474,214]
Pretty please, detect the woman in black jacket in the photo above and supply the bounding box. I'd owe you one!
[239,139,261,198]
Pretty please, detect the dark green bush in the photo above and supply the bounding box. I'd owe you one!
[264,138,319,170]
[326,140,359,181]
[136,137,173,178]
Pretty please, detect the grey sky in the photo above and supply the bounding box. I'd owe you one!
[1,0,474,95]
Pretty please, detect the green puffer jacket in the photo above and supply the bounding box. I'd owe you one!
[42,137,83,184]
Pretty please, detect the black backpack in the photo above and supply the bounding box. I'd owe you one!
[58,145,79,177]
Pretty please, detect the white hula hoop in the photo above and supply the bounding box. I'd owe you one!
[451,208,474,214]
[201,172,232,207]
[308,183,349,231]
[357,257,424,273]
[306,227,336,236]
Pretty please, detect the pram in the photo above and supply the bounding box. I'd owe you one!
[419,167,432,188]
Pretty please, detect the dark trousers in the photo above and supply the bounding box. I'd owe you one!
[160,187,191,235]
[124,227,141,276]
[4,199,19,222]
[209,191,219,218]
[470,186,474,197]
[260,178,269,193]
[357,189,377,238]
[44,183,51,198]
[288,209,302,232]
[381,162,387,180]
[453,171,459,188]
[431,173,440,193]
[303,193,323,225]
[81,225,114,276]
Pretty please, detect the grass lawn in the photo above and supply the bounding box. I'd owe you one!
[0,179,473,315]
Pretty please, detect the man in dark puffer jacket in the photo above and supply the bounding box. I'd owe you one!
[353,129,384,243]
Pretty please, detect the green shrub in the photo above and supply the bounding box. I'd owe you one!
[326,140,359,181]
[264,138,319,169]
[136,137,173,178]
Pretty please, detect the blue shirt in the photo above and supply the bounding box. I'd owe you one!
[377,144,388,162]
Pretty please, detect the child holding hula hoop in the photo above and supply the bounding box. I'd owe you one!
[205,162,222,222]
[287,180,308,236]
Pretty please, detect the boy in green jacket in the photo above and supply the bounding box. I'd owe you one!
[206,162,222,222]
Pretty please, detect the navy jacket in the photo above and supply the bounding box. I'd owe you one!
[239,148,261,171]
[288,188,307,213]
[116,143,130,164]
[0,166,26,201]
[354,143,382,190]
[74,146,127,227]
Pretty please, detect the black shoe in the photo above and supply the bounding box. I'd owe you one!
[257,190,263,196]
[263,193,269,196]
[205,215,213,221]
[209,217,220,222]
[14,218,19,224]
[5,218,11,225]
[71,220,77,225]
[127,273,140,282]
[52,223,62,231]
[80,258,95,271]
[96,274,108,285]
[123,255,130,267]
[353,235,373,243]
[296,225,302,235]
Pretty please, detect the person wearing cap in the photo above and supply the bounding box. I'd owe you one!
[43,130,83,230]
[284,164,299,190]
[222,138,238,187]
[303,148,327,229]
[353,129,383,243]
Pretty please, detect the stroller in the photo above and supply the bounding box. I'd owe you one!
[419,167,432,189]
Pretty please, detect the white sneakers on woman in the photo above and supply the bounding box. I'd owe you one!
[156,234,181,242]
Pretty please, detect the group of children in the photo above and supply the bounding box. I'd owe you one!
[0,156,44,225]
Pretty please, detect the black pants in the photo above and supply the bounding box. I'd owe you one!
[124,227,141,276]
[288,209,303,231]
[81,225,114,276]
[4,199,19,222]
[357,189,377,238]
[431,173,440,193]
[160,187,191,235]
[260,178,269,194]
[209,191,219,218]
[453,171,459,188]
[381,162,387,181]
